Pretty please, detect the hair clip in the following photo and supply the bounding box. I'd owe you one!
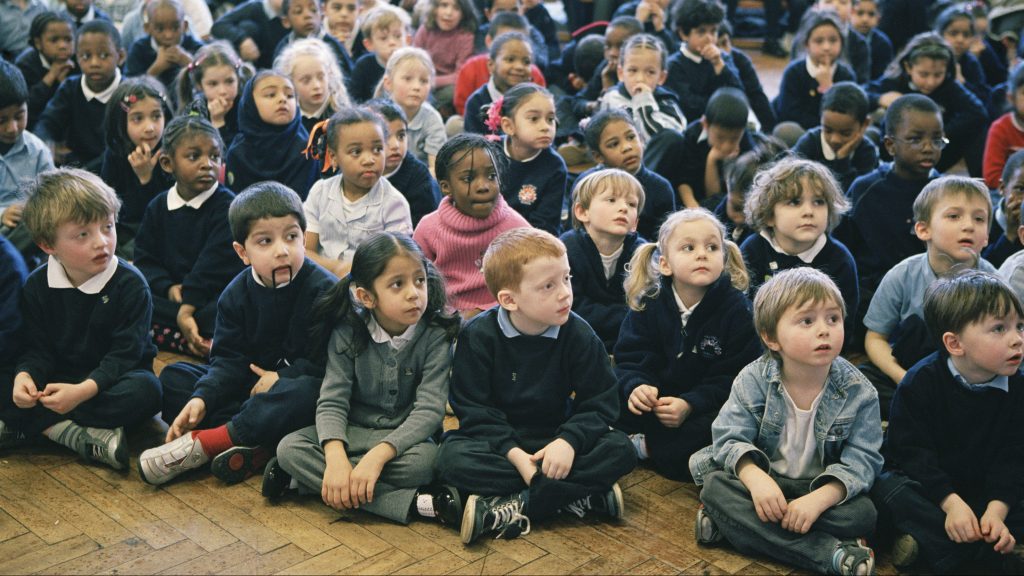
[484,97,504,134]
[303,119,335,173]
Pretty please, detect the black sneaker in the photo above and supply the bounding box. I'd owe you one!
[428,485,463,526]
[562,483,624,519]
[460,492,531,544]
[261,457,291,499]
[210,445,269,484]
[762,38,788,58]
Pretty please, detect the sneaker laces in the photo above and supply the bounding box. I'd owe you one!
[563,495,593,518]
[489,498,531,539]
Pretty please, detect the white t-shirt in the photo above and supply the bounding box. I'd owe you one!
[600,244,623,280]
[770,385,826,479]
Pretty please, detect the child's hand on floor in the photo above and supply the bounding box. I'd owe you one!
[249,365,279,396]
[323,444,355,509]
[167,397,207,442]
[627,384,659,415]
[12,372,41,408]
[653,397,691,428]
[942,493,981,543]
[981,501,1016,553]
[349,443,397,506]
[531,438,575,480]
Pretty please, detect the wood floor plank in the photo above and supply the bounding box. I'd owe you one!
[0,533,98,574]
[216,542,312,575]
[282,503,391,558]
[408,519,490,563]
[447,550,523,575]
[0,508,29,542]
[275,542,363,575]
[212,482,340,555]
[507,553,576,575]
[165,482,289,554]
[0,482,83,544]
[391,549,470,575]
[160,541,260,575]
[102,539,207,575]
[521,520,597,568]
[624,557,684,575]
[39,537,153,574]
[0,533,45,564]
[360,517,446,560]
[482,534,547,565]
[341,549,417,575]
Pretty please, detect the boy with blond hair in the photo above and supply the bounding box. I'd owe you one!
[436,227,636,544]
[690,267,882,575]
[348,5,409,102]
[6,168,160,469]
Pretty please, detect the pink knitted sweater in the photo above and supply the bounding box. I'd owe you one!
[413,195,530,312]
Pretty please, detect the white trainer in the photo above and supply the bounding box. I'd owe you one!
[138,434,210,485]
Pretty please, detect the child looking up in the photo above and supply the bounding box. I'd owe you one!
[9,168,161,470]
[175,41,252,147]
[269,233,463,526]
[304,107,412,277]
[274,38,350,134]
[139,182,337,485]
[741,158,858,346]
[272,0,353,77]
[133,116,243,357]
[863,176,997,417]
[580,109,676,240]
[100,77,175,257]
[349,6,409,103]
[380,47,445,176]
[690,268,882,576]
[365,99,439,227]
[226,71,319,200]
[35,19,124,172]
[411,0,478,114]
[437,228,637,544]
[561,169,645,352]
[615,208,761,481]
[874,271,1024,572]
[126,0,204,95]
[464,31,536,135]
[793,81,878,194]
[491,82,566,235]
[15,12,74,131]
[413,133,530,318]
[772,11,856,132]
[983,63,1024,191]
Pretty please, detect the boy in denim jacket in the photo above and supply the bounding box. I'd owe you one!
[689,268,882,575]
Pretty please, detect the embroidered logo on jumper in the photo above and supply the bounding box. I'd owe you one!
[101,295,109,304]
[698,336,723,358]
[518,185,538,205]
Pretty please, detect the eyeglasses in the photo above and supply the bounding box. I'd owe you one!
[889,136,950,151]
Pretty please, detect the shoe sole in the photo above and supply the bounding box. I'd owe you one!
[891,534,917,569]
[461,495,479,545]
[211,446,260,485]
[695,506,722,546]
[609,483,624,519]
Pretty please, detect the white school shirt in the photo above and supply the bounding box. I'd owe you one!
[770,385,827,479]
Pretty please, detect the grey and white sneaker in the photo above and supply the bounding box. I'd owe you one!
[562,483,624,519]
[138,433,209,485]
[831,538,875,575]
[695,505,724,545]
[47,421,127,470]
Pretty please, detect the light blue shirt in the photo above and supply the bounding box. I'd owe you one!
[407,101,446,163]
[497,307,560,339]
[0,0,47,56]
[0,130,54,223]
[946,357,1010,393]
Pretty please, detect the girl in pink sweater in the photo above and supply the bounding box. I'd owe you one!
[413,133,529,318]
[411,0,478,115]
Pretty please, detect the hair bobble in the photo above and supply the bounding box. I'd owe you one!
[484,96,504,134]
[303,119,336,174]
[119,93,139,112]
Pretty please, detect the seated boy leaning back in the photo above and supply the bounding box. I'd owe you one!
[138,182,337,486]
[690,268,882,575]
[8,168,161,470]
[436,227,637,544]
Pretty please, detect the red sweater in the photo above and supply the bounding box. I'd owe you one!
[412,26,475,88]
[453,53,547,115]
[413,195,529,312]
[984,112,1024,189]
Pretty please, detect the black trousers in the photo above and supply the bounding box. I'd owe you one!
[616,409,716,482]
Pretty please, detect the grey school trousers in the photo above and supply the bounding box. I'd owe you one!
[700,470,877,573]
[276,424,437,524]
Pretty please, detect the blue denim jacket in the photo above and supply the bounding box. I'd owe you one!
[689,354,883,503]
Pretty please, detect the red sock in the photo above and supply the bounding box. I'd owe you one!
[192,425,234,457]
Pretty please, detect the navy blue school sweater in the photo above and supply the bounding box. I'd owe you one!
[740,232,859,345]
[133,185,244,311]
[348,52,385,103]
[865,75,988,140]
[210,0,289,71]
[448,307,621,456]
[661,119,755,204]
[614,273,761,417]
[576,164,676,241]
[0,235,27,374]
[463,83,493,135]
[866,28,894,82]
[125,34,205,92]
[957,51,991,110]
[503,141,567,236]
[560,228,641,352]
[835,163,935,289]
[35,74,112,168]
[884,351,1024,507]
[846,28,872,84]
[100,147,176,226]
[15,47,61,132]
[386,152,439,227]
[524,2,560,64]
[665,49,744,126]
[274,32,353,78]
[17,259,156,390]
[772,58,857,130]
[793,126,879,193]
[729,47,776,132]
[190,258,336,413]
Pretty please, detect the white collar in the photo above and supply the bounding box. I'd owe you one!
[680,44,702,64]
[167,182,218,210]
[75,5,95,22]
[38,51,50,70]
[486,78,502,102]
[81,67,121,103]
[504,137,542,163]
[150,36,160,52]
[805,57,836,80]
[697,127,709,143]
[383,155,405,179]
[301,97,331,120]
[250,266,292,288]
[760,230,828,263]
[262,0,278,18]
[820,129,837,161]
[671,283,700,315]
[46,253,119,293]
[366,312,417,350]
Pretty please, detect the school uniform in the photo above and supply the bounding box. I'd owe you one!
[406,102,446,167]
[0,129,53,222]
[772,58,857,131]
[865,28,894,83]
[59,5,111,28]
[5,257,161,436]
[35,69,122,172]
[99,146,176,229]
[599,82,686,143]
[845,27,872,85]
[348,53,385,103]
[0,235,27,380]
[437,308,637,522]
[277,315,452,524]
[793,126,879,193]
[15,47,62,132]
[502,138,567,236]
[273,30,353,78]
[575,163,676,242]
[125,34,205,94]
[560,228,641,352]
[614,274,762,480]
[453,53,546,117]
[0,0,47,60]
[463,81,496,136]
[957,52,992,110]
[524,2,560,64]
[159,259,336,449]
[729,47,776,132]
[210,0,288,70]
[299,101,332,137]
[665,43,744,127]
[384,152,440,227]
[133,183,242,338]
[658,119,755,209]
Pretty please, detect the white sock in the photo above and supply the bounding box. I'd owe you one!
[629,433,649,460]
[416,493,437,517]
